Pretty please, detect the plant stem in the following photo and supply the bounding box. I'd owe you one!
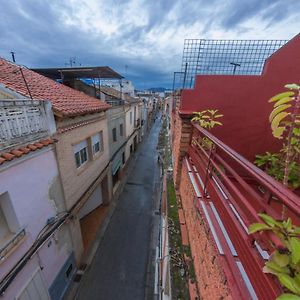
[283,89,300,186]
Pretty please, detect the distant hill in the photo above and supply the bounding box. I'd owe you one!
[147,87,166,92]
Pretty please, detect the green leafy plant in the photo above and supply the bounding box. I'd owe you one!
[255,84,300,189]
[255,153,300,189]
[249,214,300,299]
[251,84,300,299]
[192,109,223,150]
[191,109,223,129]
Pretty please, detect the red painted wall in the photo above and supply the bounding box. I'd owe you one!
[180,33,300,161]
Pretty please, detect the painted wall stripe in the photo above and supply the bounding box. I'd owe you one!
[200,201,224,255]
[236,261,258,300]
[210,202,238,257]
[188,172,202,198]
[212,176,228,199]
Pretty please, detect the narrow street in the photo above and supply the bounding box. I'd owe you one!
[76,118,162,300]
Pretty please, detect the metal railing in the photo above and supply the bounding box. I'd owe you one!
[186,123,300,299]
[0,99,49,149]
[106,99,125,106]
[0,229,26,262]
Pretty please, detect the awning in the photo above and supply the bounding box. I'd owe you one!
[31,66,123,80]
[112,159,122,175]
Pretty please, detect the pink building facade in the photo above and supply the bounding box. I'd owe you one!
[0,87,74,300]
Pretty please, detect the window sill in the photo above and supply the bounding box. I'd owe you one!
[76,161,89,176]
[92,150,104,161]
[0,229,26,264]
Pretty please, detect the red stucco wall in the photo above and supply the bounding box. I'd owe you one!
[180,33,300,162]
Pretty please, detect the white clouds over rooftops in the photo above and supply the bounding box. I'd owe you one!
[0,0,299,88]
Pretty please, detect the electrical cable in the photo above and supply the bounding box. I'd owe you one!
[0,213,69,295]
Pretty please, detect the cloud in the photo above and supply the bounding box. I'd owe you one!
[0,0,299,89]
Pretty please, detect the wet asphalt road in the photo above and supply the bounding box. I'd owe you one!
[76,118,161,300]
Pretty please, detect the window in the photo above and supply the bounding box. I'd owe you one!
[0,192,19,245]
[120,124,123,137]
[112,128,117,142]
[0,206,11,243]
[92,132,103,155]
[122,152,125,164]
[130,112,133,124]
[74,140,88,168]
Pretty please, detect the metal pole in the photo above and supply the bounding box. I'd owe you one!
[230,62,241,75]
[119,79,123,100]
[10,51,15,63]
[10,52,33,100]
[172,72,176,111]
[189,76,193,88]
[182,62,188,89]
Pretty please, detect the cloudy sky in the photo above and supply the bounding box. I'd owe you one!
[0,0,299,89]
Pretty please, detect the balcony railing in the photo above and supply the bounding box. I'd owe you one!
[106,99,125,106]
[0,99,50,149]
[0,229,26,262]
[185,123,300,299]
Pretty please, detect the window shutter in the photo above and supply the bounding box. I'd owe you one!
[73,140,88,153]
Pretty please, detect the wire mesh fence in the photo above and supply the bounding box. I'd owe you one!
[180,39,288,88]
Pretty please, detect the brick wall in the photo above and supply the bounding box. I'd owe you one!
[179,163,232,300]
[55,113,110,210]
[172,111,192,189]
[172,107,232,299]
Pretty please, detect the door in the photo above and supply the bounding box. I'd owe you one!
[16,268,50,300]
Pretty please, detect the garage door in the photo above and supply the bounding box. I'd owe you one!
[78,184,103,219]
[16,268,50,300]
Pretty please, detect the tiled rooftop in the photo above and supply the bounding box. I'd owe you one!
[0,139,54,165]
[100,86,122,99]
[100,86,140,103]
[0,58,111,117]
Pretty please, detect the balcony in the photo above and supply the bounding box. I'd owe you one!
[0,229,26,263]
[0,99,53,150]
[182,123,300,299]
[106,99,125,106]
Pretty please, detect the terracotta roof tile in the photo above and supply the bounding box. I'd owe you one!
[27,144,38,151]
[57,117,99,134]
[0,58,111,117]
[2,153,15,160]
[18,147,31,154]
[11,150,24,157]
[40,139,52,146]
[0,138,54,165]
[34,142,44,149]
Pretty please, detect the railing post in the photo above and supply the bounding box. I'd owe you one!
[203,143,216,198]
